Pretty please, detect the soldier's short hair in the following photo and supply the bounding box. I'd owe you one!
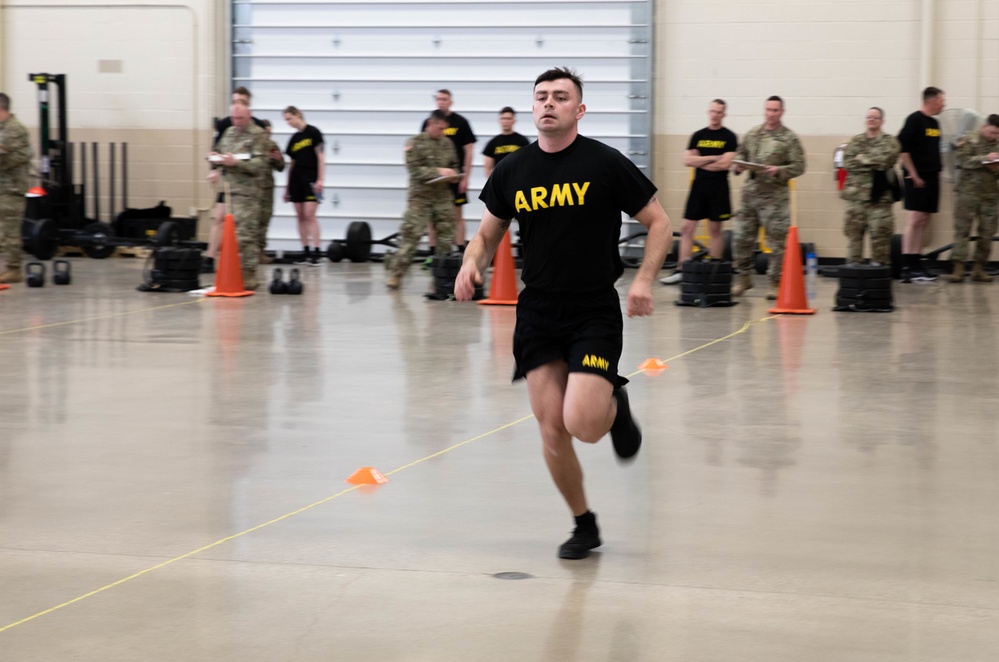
[500,106,516,115]
[766,95,784,109]
[869,107,884,119]
[429,109,449,124]
[535,67,584,101]
[232,86,251,99]
[0,93,9,111]
[436,89,452,99]
[283,106,303,118]
[986,114,999,129]
[231,98,249,107]
[711,99,727,108]
[922,87,944,101]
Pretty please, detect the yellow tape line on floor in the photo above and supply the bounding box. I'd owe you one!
[0,313,779,635]
[0,299,207,337]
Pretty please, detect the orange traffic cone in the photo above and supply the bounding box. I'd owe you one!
[346,466,390,485]
[479,229,519,306]
[207,213,254,298]
[768,226,815,315]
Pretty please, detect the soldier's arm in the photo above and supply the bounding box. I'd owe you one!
[842,138,867,172]
[0,124,31,172]
[955,136,986,171]
[405,137,441,182]
[231,134,269,176]
[268,140,286,173]
[732,130,752,174]
[872,136,901,170]
[778,134,806,181]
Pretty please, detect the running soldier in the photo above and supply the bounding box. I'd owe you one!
[0,93,30,284]
[841,107,900,265]
[949,114,999,282]
[386,110,460,289]
[732,96,806,299]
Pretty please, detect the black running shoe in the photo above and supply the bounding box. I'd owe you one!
[558,524,602,560]
[610,387,642,460]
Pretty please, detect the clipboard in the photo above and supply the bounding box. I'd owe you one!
[733,159,768,172]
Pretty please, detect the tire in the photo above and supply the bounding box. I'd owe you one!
[836,288,893,301]
[344,221,372,263]
[153,220,181,247]
[681,271,732,286]
[837,265,891,280]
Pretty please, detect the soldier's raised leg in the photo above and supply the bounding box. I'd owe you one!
[388,204,428,288]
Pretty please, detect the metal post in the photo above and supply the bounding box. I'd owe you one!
[92,142,100,223]
[121,142,128,210]
[109,142,116,224]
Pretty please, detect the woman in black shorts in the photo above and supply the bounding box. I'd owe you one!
[283,106,325,265]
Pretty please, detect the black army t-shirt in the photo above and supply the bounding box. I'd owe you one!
[898,111,941,173]
[286,125,325,170]
[688,127,738,182]
[422,112,476,169]
[481,135,658,294]
[482,132,531,165]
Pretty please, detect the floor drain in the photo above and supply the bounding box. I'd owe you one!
[492,572,533,580]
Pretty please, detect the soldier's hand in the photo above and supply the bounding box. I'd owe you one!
[438,168,459,182]
[626,279,654,318]
[206,170,220,185]
[220,153,238,167]
[454,262,482,302]
[912,175,926,188]
[763,165,780,177]
[269,148,282,161]
[987,152,999,163]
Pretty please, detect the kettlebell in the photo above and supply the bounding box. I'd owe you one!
[269,268,287,294]
[53,260,72,285]
[286,268,304,295]
[26,262,46,288]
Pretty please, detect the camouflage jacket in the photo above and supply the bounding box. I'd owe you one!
[954,130,999,200]
[260,137,286,191]
[736,124,806,193]
[841,132,900,204]
[213,124,269,196]
[0,114,31,196]
[405,132,458,200]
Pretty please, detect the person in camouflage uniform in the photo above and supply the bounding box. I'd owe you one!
[207,102,269,289]
[386,110,460,289]
[257,119,285,264]
[840,107,901,265]
[0,93,30,284]
[949,114,999,282]
[732,96,807,299]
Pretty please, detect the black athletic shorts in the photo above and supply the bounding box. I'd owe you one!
[903,172,939,213]
[450,182,468,206]
[288,168,319,203]
[683,179,732,222]
[512,287,628,388]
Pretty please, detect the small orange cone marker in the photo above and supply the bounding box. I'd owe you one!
[207,213,254,298]
[479,229,519,306]
[346,467,390,485]
[639,358,668,371]
[768,226,815,315]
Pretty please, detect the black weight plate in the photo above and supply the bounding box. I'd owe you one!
[155,278,200,289]
[327,242,344,263]
[836,288,893,301]
[836,297,893,310]
[82,222,117,259]
[685,260,733,275]
[153,220,181,247]
[433,254,464,268]
[837,265,891,279]
[29,218,60,260]
[681,283,731,295]
[344,221,372,262]
[839,277,892,290]
[681,271,732,285]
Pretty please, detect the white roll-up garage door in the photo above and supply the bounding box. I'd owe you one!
[231,0,653,252]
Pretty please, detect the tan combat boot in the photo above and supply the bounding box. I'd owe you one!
[766,283,780,300]
[971,263,994,282]
[948,261,965,283]
[242,270,259,291]
[385,274,401,289]
[0,269,23,284]
[259,252,273,265]
[731,273,753,296]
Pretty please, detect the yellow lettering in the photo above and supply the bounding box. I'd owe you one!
[926,128,941,137]
[572,182,590,205]
[549,183,573,207]
[445,127,458,136]
[581,354,609,371]
[292,138,313,153]
[495,145,520,154]
[582,355,591,367]
[531,187,548,210]
[697,140,726,149]
[514,190,530,214]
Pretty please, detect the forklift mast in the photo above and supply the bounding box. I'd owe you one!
[28,73,85,227]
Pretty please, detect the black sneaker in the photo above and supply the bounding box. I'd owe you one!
[558,523,602,560]
[610,387,642,460]
[900,267,911,283]
[200,257,215,274]
[910,271,938,283]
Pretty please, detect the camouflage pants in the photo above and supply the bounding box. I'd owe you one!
[952,192,998,264]
[0,193,25,270]
[231,193,261,273]
[391,196,455,278]
[258,187,274,251]
[843,201,894,264]
[734,190,790,285]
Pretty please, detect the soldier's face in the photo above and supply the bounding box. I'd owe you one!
[435,94,452,112]
[284,113,304,131]
[231,108,250,129]
[928,94,946,115]
[982,125,999,142]
[499,112,516,133]
[708,103,725,127]
[865,110,883,131]
[533,80,585,135]
[764,101,783,125]
[427,119,448,139]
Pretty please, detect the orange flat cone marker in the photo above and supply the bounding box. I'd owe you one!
[346,466,390,485]
[207,213,254,298]
[639,358,668,371]
[768,226,815,315]
[479,229,519,306]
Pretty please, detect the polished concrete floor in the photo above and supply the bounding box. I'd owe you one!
[0,258,996,661]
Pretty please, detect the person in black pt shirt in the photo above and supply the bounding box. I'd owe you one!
[212,87,268,149]
[455,67,672,560]
[421,89,476,251]
[482,106,531,179]
[660,99,738,285]
[897,86,946,282]
[283,106,325,266]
